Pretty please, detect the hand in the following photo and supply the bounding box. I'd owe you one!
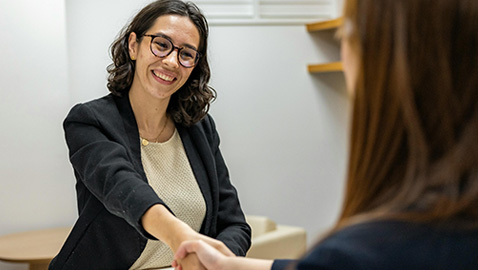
[173,240,228,270]
[176,252,206,270]
[141,204,235,269]
[177,231,235,257]
[173,241,274,270]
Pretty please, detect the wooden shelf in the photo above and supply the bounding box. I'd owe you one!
[308,62,343,73]
[306,17,343,32]
[306,17,343,73]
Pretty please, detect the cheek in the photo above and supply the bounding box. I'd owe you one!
[181,69,195,83]
[341,40,358,94]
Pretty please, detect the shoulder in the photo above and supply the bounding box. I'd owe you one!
[192,114,217,132]
[298,221,410,269]
[297,222,385,270]
[177,114,221,152]
[313,221,422,263]
[65,94,122,123]
[67,94,117,116]
[299,220,478,270]
[319,220,423,244]
[181,114,218,138]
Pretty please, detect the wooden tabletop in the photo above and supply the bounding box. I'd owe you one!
[0,227,70,264]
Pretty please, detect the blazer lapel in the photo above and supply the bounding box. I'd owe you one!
[113,94,147,181]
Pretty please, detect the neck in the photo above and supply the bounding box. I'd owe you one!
[129,88,170,137]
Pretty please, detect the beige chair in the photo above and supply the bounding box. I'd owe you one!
[246,215,307,259]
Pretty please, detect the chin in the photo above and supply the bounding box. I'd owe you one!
[150,89,176,101]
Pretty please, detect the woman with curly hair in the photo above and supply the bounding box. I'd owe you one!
[50,1,251,269]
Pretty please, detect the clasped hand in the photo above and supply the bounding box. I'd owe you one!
[172,239,231,270]
[171,229,234,270]
[141,204,234,270]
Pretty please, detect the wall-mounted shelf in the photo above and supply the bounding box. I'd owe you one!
[308,62,343,73]
[306,17,343,73]
[306,17,343,32]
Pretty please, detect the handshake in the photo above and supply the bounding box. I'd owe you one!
[143,206,274,270]
[172,238,273,270]
[171,238,233,270]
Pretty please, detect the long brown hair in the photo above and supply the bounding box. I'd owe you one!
[107,0,215,126]
[338,0,478,229]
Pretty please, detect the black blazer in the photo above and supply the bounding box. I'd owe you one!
[50,94,251,269]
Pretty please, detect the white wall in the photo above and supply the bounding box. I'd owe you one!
[0,0,76,269]
[0,1,348,268]
[335,0,345,17]
[207,26,349,242]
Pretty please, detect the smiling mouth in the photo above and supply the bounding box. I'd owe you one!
[152,71,176,82]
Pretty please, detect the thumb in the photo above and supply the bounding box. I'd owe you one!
[174,240,202,260]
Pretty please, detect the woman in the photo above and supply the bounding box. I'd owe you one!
[173,0,478,269]
[49,1,251,269]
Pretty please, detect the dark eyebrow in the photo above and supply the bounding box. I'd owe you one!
[152,32,199,51]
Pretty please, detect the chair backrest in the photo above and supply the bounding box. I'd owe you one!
[245,215,277,238]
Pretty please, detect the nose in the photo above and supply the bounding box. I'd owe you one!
[162,48,180,68]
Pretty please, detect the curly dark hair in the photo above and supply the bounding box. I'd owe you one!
[107,0,216,126]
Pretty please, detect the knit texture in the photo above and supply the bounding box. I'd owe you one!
[130,129,206,269]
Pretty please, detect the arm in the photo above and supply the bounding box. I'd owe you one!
[174,240,273,270]
[64,102,164,238]
[141,204,234,256]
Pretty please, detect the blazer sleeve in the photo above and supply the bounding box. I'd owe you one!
[272,260,297,270]
[204,115,252,256]
[64,102,164,239]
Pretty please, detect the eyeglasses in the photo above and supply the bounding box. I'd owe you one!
[143,34,200,68]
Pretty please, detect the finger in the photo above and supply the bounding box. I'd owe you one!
[188,253,206,270]
[201,238,235,257]
[180,253,204,270]
[193,240,224,261]
[176,240,225,269]
[213,242,235,257]
[175,240,199,260]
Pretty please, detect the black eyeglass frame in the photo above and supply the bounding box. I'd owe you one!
[143,34,201,68]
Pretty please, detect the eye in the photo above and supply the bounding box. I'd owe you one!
[153,37,171,51]
[155,42,169,50]
[180,49,195,60]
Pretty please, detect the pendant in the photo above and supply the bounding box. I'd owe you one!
[141,138,149,146]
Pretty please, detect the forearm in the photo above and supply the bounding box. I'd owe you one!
[141,204,193,251]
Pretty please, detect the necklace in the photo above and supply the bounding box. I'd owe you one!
[140,115,169,146]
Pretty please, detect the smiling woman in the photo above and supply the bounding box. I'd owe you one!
[48,1,251,270]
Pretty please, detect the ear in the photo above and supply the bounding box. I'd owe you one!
[128,32,139,60]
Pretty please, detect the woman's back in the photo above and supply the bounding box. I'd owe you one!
[297,220,478,270]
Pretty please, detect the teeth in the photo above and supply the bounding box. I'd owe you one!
[153,71,174,82]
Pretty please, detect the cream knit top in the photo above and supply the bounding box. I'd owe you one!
[130,129,206,269]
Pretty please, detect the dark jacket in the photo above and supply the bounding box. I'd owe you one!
[273,220,478,270]
[50,94,251,269]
